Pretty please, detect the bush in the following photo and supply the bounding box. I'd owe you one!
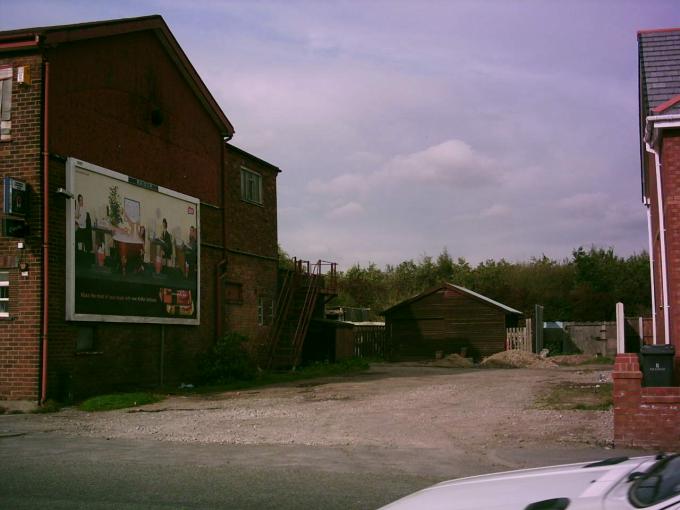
[197,332,256,384]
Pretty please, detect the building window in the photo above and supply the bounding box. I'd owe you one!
[240,168,262,205]
[257,297,265,326]
[76,326,96,352]
[0,271,8,317]
[0,67,12,142]
[257,296,274,326]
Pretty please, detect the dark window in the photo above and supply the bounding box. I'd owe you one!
[0,66,12,141]
[0,271,8,317]
[76,327,96,352]
[240,168,262,205]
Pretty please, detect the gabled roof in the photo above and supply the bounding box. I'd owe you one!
[637,27,680,201]
[380,282,522,316]
[226,143,282,174]
[0,15,234,137]
[638,28,680,117]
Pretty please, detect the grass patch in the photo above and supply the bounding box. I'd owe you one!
[79,392,163,412]
[535,382,613,411]
[190,358,371,394]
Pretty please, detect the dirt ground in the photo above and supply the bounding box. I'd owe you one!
[5,363,615,452]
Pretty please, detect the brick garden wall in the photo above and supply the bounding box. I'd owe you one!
[613,353,680,449]
[0,54,43,401]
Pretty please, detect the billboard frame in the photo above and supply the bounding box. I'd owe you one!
[65,157,201,325]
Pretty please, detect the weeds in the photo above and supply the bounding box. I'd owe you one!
[189,357,371,394]
[535,382,613,411]
[79,392,163,412]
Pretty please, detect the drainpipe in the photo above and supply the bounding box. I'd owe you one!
[216,135,232,340]
[644,197,657,344]
[645,142,670,345]
[40,60,50,404]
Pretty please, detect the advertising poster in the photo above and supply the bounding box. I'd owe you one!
[65,158,200,325]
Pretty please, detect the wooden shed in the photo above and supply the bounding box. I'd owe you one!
[381,283,522,361]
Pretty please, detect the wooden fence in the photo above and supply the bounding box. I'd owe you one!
[506,318,532,353]
[353,324,387,359]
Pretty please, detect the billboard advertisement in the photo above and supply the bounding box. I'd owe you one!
[65,158,200,325]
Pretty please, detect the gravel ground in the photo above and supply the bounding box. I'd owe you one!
[3,363,614,452]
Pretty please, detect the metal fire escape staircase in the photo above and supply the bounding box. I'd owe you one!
[267,259,336,370]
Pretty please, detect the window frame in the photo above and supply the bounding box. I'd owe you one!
[240,167,263,205]
[0,66,13,142]
[0,271,8,318]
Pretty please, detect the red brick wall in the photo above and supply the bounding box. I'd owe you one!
[38,32,230,399]
[0,54,44,401]
[222,145,279,358]
[613,354,680,449]
[1,32,281,401]
[660,131,680,352]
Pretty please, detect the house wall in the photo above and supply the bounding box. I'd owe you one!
[41,32,225,399]
[222,145,278,360]
[0,54,44,401]
[0,30,280,401]
[386,288,509,360]
[660,130,680,357]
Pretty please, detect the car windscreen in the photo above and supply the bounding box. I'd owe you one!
[629,454,680,508]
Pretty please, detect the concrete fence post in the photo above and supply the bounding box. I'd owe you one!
[616,302,625,354]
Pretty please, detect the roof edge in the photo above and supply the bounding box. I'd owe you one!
[380,282,522,316]
[638,27,680,36]
[651,94,680,114]
[226,144,281,173]
[0,15,235,137]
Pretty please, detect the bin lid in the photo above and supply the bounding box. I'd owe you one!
[640,344,675,355]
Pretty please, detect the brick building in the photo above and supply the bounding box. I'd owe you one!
[612,27,680,449]
[0,16,281,405]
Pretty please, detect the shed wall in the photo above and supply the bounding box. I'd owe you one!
[387,289,509,360]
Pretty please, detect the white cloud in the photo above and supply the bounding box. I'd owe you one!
[306,139,497,197]
[480,204,511,218]
[381,139,497,187]
[326,201,364,219]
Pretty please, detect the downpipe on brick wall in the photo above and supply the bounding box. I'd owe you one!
[645,142,670,345]
[644,114,680,345]
[644,197,657,344]
[40,60,50,404]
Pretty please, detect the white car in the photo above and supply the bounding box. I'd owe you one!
[379,454,680,510]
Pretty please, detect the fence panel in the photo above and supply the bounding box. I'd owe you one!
[506,319,532,353]
[353,325,386,359]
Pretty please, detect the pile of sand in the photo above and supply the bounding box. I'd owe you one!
[480,350,557,369]
[431,353,475,368]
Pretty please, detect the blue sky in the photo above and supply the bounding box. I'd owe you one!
[3,0,678,269]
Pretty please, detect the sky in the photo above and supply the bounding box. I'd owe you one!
[3,0,678,270]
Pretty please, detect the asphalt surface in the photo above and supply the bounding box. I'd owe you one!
[0,429,650,509]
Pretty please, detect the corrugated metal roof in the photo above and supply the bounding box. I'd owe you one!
[639,29,680,115]
[380,282,522,315]
[447,284,523,315]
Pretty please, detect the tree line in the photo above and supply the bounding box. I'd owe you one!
[281,247,651,322]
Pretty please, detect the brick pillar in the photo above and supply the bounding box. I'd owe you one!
[614,353,680,449]
[613,354,643,445]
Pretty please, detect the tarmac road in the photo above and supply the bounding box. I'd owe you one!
[0,364,653,509]
[0,427,649,509]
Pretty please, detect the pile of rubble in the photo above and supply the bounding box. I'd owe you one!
[430,353,475,368]
[480,350,558,369]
